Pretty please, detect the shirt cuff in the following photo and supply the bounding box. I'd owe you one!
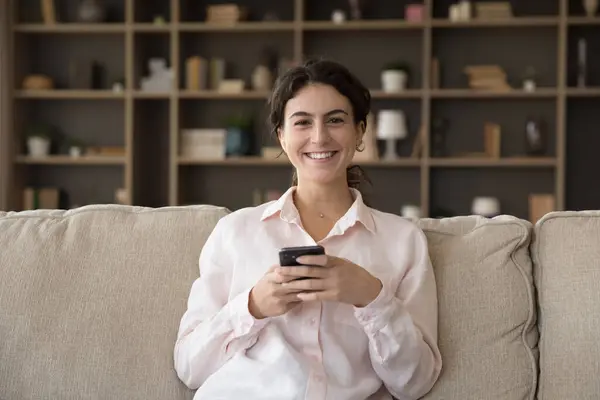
[227,288,271,337]
[353,282,395,333]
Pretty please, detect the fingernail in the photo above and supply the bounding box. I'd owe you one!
[296,256,306,263]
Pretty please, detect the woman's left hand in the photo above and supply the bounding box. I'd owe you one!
[277,254,382,308]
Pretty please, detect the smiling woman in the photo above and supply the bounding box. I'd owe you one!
[174,58,442,400]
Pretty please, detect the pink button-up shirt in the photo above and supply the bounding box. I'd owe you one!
[174,187,442,399]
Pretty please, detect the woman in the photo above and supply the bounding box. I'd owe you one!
[174,59,442,400]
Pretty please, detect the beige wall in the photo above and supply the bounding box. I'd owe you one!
[0,0,12,211]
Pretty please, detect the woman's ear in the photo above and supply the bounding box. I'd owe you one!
[277,127,286,152]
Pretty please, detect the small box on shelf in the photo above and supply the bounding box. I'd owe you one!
[180,129,226,160]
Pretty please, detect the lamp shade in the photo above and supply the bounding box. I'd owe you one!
[377,110,407,140]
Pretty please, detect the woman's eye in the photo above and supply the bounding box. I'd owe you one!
[328,117,344,124]
[295,120,310,126]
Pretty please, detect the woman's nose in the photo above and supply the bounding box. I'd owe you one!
[310,122,330,144]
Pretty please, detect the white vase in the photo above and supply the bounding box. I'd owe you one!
[27,137,50,157]
[584,0,598,16]
[381,70,407,92]
[471,197,500,217]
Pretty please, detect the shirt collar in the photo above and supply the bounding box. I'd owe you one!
[260,186,376,234]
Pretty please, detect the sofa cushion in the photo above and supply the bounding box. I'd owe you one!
[0,204,228,400]
[416,216,538,400]
[532,211,600,400]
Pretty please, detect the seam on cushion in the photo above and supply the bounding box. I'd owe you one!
[422,219,537,400]
[0,205,231,221]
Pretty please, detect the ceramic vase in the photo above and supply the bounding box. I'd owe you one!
[381,70,407,92]
[27,137,50,157]
[584,0,598,16]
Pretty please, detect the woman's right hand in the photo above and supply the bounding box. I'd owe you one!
[248,265,302,319]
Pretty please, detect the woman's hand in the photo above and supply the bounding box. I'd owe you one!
[248,265,303,319]
[278,255,383,308]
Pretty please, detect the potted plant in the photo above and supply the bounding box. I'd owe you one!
[224,114,254,157]
[381,62,410,92]
[24,123,54,157]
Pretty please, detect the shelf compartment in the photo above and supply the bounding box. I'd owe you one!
[179,31,294,92]
[304,30,424,90]
[566,97,600,210]
[14,34,125,91]
[430,99,557,158]
[304,0,423,21]
[180,0,294,23]
[17,164,125,209]
[430,168,556,220]
[16,0,126,24]
[566,24,600,88]
[432,27,558,89]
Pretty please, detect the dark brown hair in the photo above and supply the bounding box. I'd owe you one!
[267,58,372,201]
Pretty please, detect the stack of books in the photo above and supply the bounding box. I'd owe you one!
[464,65,511,91]
[475,2,513,19]
[206,4,248,24]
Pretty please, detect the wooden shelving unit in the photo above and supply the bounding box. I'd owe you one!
[1,0,600,218]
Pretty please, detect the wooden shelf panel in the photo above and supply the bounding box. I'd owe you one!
[568,17,600,25]
[430,157,557,167]
[15,156,126,165]
[179,22,295,32]
[132,24,172,33]
[431,17,559,28]
[15,90,125,99]
[566,88,600,97]
[178,90,270,99]
[14,24,126,33]
[302,20,424,31]
[430,88,558,99]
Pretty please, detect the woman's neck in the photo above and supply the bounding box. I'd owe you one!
[294,180,355,221]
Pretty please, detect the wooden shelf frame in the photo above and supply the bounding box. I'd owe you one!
[2,0,599,216]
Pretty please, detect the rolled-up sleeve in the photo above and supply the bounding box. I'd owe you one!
[354,226,442,400]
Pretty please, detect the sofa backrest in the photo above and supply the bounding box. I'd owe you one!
[1,206,599,400]
[0,205,228,400]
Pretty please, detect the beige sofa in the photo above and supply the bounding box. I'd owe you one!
[0,204,599,400]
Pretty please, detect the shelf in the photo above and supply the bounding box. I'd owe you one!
[302,20,424,31]
[566,88,600,97]
[370,90,423,99]
[15,156,126,165]
[14,23,126,33]
[431,17,559,28]
[430,88,558,99]
[178,157,422,167]
[429,157,557,168]
[178,90,270,99]
[179,22,295,32]
[568,17,600,25]
[133,24,172,33]
[14,90,125,99]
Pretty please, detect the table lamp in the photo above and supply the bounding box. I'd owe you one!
[377,110,407,161]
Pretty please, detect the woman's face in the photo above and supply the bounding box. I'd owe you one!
[278,83,364,187]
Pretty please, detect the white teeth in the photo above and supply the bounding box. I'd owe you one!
[306,152,334,160]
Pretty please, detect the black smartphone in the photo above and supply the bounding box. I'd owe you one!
[278,245,325,266]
